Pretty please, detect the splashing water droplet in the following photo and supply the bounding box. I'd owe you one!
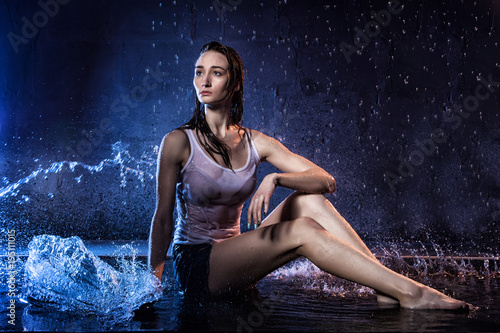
[22,235,162,327]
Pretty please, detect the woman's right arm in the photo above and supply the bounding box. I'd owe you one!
[148,129,189,281]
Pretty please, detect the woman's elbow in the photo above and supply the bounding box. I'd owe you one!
[324,176,336,193]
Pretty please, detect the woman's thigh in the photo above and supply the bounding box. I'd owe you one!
[259,192,374,258]
[208,217,323,295]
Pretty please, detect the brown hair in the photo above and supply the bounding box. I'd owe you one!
[180,41,246,170]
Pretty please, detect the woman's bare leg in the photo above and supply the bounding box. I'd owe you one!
[209,216,472,310]
[259,192,398,304]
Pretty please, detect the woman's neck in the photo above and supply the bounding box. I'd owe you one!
[204,105,233,138]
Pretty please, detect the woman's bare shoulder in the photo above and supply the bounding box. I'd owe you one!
[248,129,287,162]
[248,128,272,143]
[163,128,188,144]
[249,128,286,148]
[159,128,190,162]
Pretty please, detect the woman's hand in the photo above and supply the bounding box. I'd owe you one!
[152,274,164,294]
[247,173,278,229]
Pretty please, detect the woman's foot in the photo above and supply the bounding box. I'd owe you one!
[399,285,475,311]
[376,293,400,307]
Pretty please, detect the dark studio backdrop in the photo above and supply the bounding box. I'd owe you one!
[1,0,499,253]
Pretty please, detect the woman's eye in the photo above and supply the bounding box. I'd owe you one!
[195,71,202,76]
[213,71,221,76]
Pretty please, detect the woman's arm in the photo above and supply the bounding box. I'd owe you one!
[148,130,188,281]
[247,130,336,226]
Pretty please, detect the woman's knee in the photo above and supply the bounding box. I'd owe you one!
[288,216,325,244]
[282,192,329,218]
[289,192,330,209]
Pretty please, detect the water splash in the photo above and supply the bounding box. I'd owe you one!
[268,257,375,298]
[0,141,158,199]
[22,234,162,328]
[267,241,499,298]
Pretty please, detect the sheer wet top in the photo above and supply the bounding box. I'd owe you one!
[173,128,261,245]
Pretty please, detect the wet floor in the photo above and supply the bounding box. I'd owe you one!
[1,251,499,332]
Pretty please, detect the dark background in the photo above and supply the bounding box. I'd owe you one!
[1,0,499,253]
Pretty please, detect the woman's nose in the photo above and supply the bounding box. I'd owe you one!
[201,76,210,87]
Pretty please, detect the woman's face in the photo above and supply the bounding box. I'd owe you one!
[193,50,235,107]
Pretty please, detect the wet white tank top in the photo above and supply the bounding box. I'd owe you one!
[173,129,261,245]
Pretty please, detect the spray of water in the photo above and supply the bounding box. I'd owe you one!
[0,141,157,200]
[268,241,499,298]
[21,234,162,328]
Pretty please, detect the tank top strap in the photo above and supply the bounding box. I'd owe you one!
[179,129,196,174]
[185,128,203,155]
[246,131,261,165]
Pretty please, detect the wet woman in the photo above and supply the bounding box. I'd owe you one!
[148,41,474,310]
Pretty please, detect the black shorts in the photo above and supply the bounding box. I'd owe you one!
[171,243,213,295]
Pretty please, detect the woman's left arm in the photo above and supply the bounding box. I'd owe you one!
[247,130,336,226]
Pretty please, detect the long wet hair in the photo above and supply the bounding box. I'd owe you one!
[180,41,246,170]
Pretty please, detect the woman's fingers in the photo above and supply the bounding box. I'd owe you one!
[263,196,269,217]
[253,196,262,227]
[256,194,271,226]
[247,198,257,229]
[247,207,252,229]
[247,174,276,229]
[247,194,265,229]
[256,196,263,225]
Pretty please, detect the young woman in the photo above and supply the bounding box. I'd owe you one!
[148,41,474,310]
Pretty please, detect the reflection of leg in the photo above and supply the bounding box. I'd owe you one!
[259,192,398,304]
[210,217,472,310]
